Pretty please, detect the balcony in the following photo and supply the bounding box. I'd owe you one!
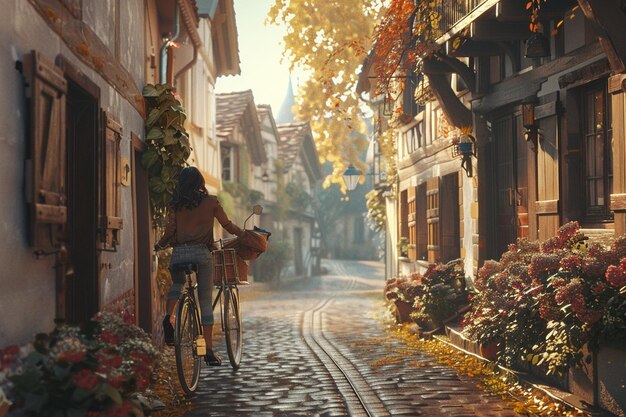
[434,0,499,44]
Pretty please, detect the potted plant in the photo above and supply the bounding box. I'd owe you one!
[411,260,468,333]
[2,311,159,416]
[385,273,423,322]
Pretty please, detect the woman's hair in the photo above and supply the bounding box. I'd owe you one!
[170,166,208,210]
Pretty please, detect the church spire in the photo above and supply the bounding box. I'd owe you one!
[276,76,297,124]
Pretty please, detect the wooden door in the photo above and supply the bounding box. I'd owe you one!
[493,113,528,257]
[440,173,460,261]
[65,79,100,324]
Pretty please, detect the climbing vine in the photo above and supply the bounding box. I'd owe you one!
[141,84,191,226]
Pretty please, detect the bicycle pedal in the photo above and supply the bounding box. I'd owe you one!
[195,336,207,356]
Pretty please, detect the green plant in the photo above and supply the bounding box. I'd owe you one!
[141,84,191,226]
[3,312,159,416]
[397,237,409,257]
[222,181,264,210]
[285,182,312,212]
[253,240,292,283]
[411,260,468,327]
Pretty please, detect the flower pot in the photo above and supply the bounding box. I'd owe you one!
[394,300,415,323]
[0,401,10,417]
[479,342,499,361]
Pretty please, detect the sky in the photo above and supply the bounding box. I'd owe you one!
[215,0,291,113]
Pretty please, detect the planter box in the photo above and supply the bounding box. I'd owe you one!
[597,343,626,416]
[393,300,415,323]
[0,401,9,417]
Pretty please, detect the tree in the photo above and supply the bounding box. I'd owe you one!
[267,0,383,191]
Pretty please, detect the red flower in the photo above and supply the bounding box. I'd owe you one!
[61,350,86,364]
[98,331,120,345]
[72,369,100,390]
[97,352,123,369]
[606,263,626,289]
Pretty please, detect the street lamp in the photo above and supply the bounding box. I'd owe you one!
[343,164,361,191]
[261,170,269,183]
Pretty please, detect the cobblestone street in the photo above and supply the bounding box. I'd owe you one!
[186,259,522,417]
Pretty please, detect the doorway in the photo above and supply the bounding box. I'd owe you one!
[65,79,100,324]
[492,112,529,257]
[293,227,304,275]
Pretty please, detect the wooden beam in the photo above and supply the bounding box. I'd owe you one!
[438,55,476,93]
[470,20,532,41]
[577,0,626,73]
[447,40,505,57]
[424,72,473,128]
[496,0,574,22]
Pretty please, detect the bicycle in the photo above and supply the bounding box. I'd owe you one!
[169,205,267,394]
[211,204,266,370]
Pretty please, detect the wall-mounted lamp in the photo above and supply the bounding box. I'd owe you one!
[455,133,476,177]
[261,170,269,183]
[343,164,361,191]
[524,32,550,58]
[521,96,539,150]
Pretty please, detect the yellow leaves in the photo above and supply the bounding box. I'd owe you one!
[371,355,404,368]
[387,324,588,417]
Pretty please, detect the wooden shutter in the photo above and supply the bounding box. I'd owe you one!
[100,111,123,249]
[416,183,428,261]
[407,186,417,260]
[399,189,409,256]
[440,173,460,262]
[426,177,440,263]
[24,51,68,249]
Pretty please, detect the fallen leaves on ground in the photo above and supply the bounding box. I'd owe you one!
[388,324,589,417]
[150,347,193,417]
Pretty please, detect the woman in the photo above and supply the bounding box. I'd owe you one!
[155,166,243,366]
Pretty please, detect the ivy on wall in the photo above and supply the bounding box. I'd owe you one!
[141,84,191,226]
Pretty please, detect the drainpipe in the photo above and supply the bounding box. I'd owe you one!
[159,2,181,84]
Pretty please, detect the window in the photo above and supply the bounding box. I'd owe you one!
[402,123,422,156]
[582,83,613,221]
[221,144,236,182]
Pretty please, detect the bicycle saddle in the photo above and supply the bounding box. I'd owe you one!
[172,263,198,274]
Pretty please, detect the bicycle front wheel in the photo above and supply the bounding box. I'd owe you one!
[224,287,242,369]
[175,295,201,395]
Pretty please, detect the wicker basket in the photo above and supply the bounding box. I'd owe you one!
[212,249,248,285]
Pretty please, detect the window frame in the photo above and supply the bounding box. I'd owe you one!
[581,80,613,222]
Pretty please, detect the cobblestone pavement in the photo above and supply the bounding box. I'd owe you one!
[187,259,521,417]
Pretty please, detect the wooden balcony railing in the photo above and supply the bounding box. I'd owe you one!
[433,0,497,43]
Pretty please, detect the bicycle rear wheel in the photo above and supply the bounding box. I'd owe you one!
[223,287,242,369]
[175,295,201,395]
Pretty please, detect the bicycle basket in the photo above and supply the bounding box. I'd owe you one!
[212,249,248,285]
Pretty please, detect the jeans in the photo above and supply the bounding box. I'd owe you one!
[168,244,214,326]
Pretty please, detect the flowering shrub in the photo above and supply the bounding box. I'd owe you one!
[384,272,423,304]
[463,221,626,375]
[1,311,159,416]
[410,259,468,328]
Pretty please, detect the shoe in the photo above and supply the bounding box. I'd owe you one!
[204,349,221,366]
[162,315,174,346]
